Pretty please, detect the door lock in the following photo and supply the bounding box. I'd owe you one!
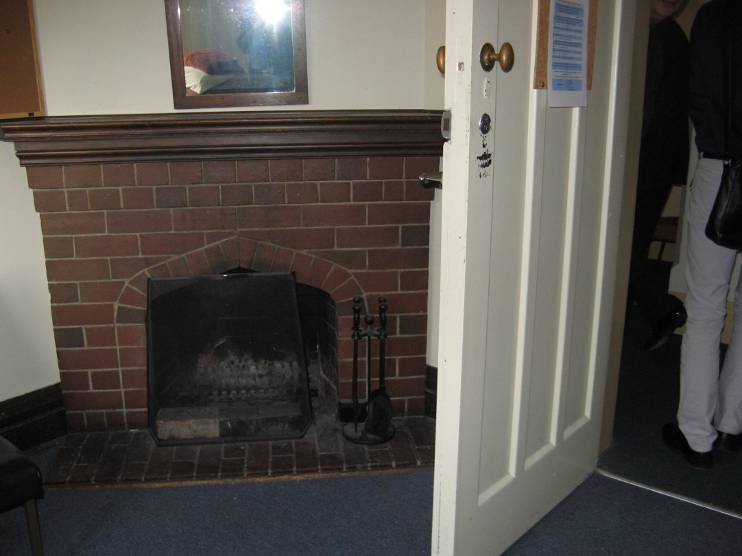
[479,113,491,134]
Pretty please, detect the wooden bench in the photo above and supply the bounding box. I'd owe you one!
[653,216,679,261]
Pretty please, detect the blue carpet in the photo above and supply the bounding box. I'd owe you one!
[3,469,741,555]
[506,474,742,555]
[0,471,433,556]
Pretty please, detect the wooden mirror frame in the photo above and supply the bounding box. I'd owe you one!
[164,0,308,109]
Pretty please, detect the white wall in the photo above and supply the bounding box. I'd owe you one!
[306,0,428,110]
[33,0,434,115]
[0,142,59,401]
[0,0,445,402]
[423,0,444,365]
[424,0,446,109]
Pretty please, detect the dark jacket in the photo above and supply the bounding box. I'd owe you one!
[690,0,742,157]
[639,17,690,186]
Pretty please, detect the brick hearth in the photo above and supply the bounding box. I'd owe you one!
[26,155,436,432]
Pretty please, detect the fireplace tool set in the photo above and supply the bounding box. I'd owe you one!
[342,296,395,444]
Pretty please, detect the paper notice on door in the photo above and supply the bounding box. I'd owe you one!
[548,0,588,107]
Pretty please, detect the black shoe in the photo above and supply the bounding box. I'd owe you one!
[715,431,742,453]
[644,306,687,351]
[662,423,713,469]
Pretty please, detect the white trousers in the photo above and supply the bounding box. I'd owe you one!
[679,157,742,452]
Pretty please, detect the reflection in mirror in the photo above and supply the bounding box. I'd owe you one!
[165,0,308,108]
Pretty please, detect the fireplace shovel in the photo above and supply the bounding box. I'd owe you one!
[364,375,393,440]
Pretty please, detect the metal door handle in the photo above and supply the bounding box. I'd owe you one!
[419,172,443,189]
[480,42,514,72]
[436,46,446,75]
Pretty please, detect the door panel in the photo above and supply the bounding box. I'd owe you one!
[555,108,589,442]
[525,102,573,460]
[432,0,637,554]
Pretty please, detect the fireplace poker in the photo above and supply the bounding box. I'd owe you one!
[365,313,374,410]
[351,297,362,432]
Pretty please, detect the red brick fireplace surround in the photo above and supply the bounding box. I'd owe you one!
[1,111,443,432]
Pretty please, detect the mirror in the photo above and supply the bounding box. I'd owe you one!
[164,0,308,108]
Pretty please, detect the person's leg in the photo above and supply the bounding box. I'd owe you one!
[678,158,737,452]
[716,269,742,436]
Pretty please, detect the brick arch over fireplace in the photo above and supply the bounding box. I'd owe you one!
[116,235,363,323]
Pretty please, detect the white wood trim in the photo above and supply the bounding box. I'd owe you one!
[587,0,636,427]
[431,1,475,552]
[511,82,544,477]
[552,107,584,443]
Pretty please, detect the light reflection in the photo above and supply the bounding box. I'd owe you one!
[254,0,289,26]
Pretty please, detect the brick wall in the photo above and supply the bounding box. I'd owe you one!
[26,156,436,431]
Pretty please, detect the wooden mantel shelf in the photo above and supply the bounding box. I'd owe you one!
[0,110,445,166]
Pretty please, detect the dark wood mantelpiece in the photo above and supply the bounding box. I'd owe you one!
[0,110,445,166]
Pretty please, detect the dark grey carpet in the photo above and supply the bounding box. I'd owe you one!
[0,471,434,556]
[598,301,742,515]
[2,468,741,555]
[506,474,742,555]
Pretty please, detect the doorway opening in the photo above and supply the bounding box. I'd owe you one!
[600,0,742,516]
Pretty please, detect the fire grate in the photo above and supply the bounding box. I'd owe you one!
[147,272,312,445]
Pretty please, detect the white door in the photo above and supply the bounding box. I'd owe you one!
[432,1,638,553]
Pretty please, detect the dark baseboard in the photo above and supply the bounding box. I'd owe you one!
[425,365,437,418]
[0,383,66,450]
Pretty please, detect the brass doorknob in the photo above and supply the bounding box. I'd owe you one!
[436,45,445,75]
[480,42,514,73]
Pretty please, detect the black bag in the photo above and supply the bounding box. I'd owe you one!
[705,159,742,249]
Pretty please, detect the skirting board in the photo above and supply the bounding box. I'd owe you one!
[0,383,66,450]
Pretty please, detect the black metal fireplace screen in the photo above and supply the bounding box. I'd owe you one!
[147,272,312,445]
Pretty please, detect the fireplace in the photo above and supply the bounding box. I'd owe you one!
[148,271,315,444]
[1,111,441,432]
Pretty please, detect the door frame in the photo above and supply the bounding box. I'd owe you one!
[599,0,650,451]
